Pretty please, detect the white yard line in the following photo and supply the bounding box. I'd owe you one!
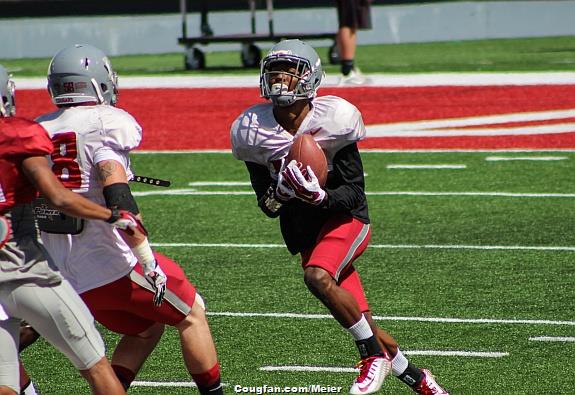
[151,242,575,252]
[386,164,467,169]
[485,156,568,161]
[261,366,358,373]
[205,311,575,326]
[405,350,508,357]
[132,381,198,387]
[132,149,575,154]
[188,181,252,186]
[154,243,286,248]
[361,149,575,153]
[134,189,575,198]
[529,336,575,342]
[366,191,575,197]
[260,350,509,374]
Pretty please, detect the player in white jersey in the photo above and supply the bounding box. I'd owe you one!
[0,65,128,395]
[231,39,449,395]
[31,44,223,394]
[37,104,144,292]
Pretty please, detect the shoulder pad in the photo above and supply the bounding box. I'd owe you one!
[0,117,53,157]
[230,103,289,165]
[312,96,365,142]
[98,106,142,151]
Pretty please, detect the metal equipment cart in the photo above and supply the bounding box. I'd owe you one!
[178,0,339,69]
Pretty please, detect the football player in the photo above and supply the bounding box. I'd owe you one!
[0,64,128,395]
[230,39,449,394]
[32,45,223,394]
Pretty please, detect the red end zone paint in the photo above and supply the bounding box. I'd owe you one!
[18,85,575,150]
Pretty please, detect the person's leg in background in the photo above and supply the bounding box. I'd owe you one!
[200,0,213,36]
[336,0,372,84]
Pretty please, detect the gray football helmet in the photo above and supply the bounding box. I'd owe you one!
[47,44,118,106]
[0,65,16,117]
[260,39,323,107]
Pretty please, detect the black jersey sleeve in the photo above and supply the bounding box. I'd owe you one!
[323,143,370,222]
[245,161,283,218]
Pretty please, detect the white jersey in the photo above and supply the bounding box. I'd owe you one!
[36,105,142,293]
[230,95,366,176]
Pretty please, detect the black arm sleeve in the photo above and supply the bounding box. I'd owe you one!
[103,182,140,214]
[245,161,283,218]
[324,143,369,220]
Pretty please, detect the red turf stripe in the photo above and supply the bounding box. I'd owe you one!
[17,85,575,150]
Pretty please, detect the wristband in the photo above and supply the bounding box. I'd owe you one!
[131,238,156,272]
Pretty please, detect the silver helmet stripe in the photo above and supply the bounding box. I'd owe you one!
[90,78,105,104]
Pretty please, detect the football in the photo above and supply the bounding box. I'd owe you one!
[286,134,328,187]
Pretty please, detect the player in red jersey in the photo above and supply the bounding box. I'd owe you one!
[230,40,449,395]
[0,65,130,395]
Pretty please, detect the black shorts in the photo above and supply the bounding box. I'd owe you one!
[337,0,372,30]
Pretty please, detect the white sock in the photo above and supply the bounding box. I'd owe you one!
[22,380,38,395]
[346,314,374,341]
[391,349,409,376]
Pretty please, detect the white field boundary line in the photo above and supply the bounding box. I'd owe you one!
[151,242,575,252]
[132,149,575,154]
[134,189,575,198]
[206,311,575,326]
[261,350,509,373]
[529,336,575,342]
[189,181,251,186]
[386,164,467,169]
[485,156,568,161]
[15,72,575,89]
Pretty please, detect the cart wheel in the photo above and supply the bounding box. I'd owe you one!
[329,43,340,65]
[184,47,205,70]
[241,43,261,68]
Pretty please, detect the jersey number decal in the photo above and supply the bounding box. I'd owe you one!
[51,132,82,188]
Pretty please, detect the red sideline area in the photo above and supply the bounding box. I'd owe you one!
[18,85,575,150]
